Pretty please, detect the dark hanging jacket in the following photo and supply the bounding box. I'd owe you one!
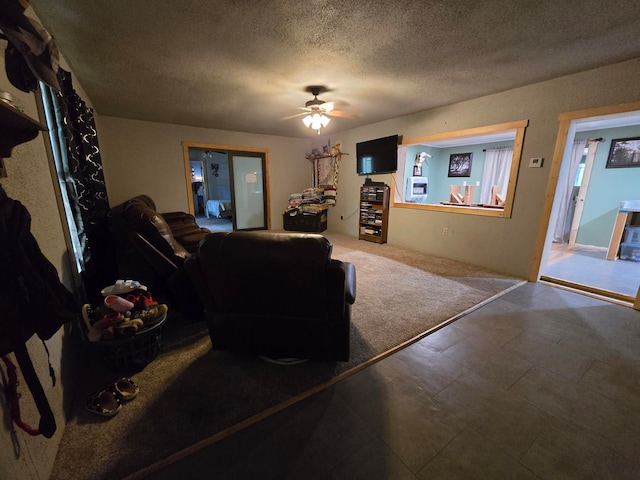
[0,186,79,437]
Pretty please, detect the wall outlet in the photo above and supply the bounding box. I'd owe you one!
[443,227,448,236]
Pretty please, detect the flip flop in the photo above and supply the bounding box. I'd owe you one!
[101,280,147,296]
[107,377,139,402]
[87,312,124,342]
[104,295,135,313]
[85,390,121,417]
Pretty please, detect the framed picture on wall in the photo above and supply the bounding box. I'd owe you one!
[448,152,473,177]
[606,137,640,168]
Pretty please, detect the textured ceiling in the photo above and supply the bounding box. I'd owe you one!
[29,0,640,138]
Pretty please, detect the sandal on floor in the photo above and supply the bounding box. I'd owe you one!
[108,377,139,402]
[85,390,121,417]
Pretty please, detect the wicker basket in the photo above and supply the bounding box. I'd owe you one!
[94,314,167,372]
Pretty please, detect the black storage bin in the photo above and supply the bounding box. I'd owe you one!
[283,210,327,232]
[93,314,167,372]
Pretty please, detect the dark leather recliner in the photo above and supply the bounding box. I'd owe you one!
[122,194,210,253]
[184,231,356,361]
[109,195,208,316]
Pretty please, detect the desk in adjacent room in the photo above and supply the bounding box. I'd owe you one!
[607,200,640,260]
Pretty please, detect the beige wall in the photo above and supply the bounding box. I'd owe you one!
[97,116,312,228]
[317,58,640,278]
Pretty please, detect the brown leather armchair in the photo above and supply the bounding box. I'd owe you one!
[184,231,356,361]
[109,195,208,316]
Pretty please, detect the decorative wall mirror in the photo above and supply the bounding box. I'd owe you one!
[393,120,528,218]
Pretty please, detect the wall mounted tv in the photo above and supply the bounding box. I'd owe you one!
[356,134,399,176]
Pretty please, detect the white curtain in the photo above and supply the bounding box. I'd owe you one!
[479,147,513,204]
[553,138,587,243]
[394,144,408,203]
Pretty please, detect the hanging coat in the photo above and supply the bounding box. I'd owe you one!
[0,186,79,437]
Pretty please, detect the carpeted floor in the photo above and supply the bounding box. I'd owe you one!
[195,215,233,232]
[50,233,523,480]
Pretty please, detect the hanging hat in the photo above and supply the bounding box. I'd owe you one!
[4,41,38,92]
[0,0,60,92]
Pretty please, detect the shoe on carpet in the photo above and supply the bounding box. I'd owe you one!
[85,390,121,417]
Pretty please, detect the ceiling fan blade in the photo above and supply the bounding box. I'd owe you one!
[285,86,357,122]
[326,109,360,120]
[281,112,309,120]
[322,101,335,112]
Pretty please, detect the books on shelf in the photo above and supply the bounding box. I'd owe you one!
[359,184,388,244]
[360,226,380,236]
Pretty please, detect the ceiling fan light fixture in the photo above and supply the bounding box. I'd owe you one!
[302,113,331,133]
[320,114,331,127]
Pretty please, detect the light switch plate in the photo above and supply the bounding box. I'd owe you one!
[529,157,544,168]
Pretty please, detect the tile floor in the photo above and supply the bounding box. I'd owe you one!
[147,282,640,480]
[543,243,639,297]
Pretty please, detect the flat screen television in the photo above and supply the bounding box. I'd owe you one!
[356,134,399,175]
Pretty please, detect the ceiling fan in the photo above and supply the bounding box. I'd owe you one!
[284,86,358,133]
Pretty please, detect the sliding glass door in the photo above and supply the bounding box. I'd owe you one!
[230,154,267,230]
[182,142,270,231]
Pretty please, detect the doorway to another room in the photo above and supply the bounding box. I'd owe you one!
[182,142,270,232]
[189,150,233,232]
[535,104,640,309]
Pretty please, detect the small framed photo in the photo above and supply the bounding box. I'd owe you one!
[606,137,640,168]
[448,152,473,177]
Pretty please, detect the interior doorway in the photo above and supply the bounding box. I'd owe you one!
[182,142,270,232]
[533,102,640,309]
[550,138,601,248]
[189,159,206,216]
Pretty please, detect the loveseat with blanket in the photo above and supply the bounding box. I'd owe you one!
[184,231,356,361]
[109,194,208,316]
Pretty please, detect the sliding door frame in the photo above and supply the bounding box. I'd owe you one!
[181,141,271,230]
